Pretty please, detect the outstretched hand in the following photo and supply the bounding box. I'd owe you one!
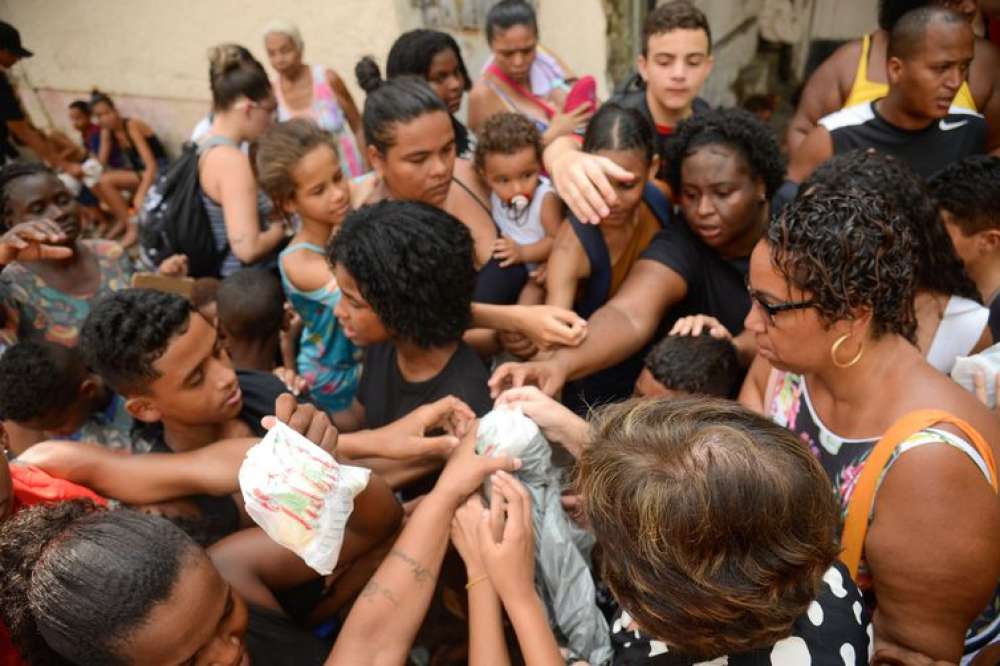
[669,314,732,340]
[477,471,536,600]
[433,424,522,507]
[514,304,587,350]
[376,395,477,460]
[489,358,568,399]
[262,394,339,453]
[0,220,72,265]
[548,145,636,224]
[495,386,589,453]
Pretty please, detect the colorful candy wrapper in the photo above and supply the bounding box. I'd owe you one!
[239,421,370,575]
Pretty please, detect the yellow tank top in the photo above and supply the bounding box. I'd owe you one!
[844,33,977,111]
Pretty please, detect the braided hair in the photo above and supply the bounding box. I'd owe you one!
[0,500,196,665]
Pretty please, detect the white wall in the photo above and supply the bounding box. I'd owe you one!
[0,0,609,152]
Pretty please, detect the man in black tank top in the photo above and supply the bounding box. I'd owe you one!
[787,5,986,185]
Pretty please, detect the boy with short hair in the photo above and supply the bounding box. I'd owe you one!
[543,0,714,220]
[0,340,132,455]
[929,155,1000,340]
[216,267,307,398]
[634,331,742,399]
[615,0,714,171]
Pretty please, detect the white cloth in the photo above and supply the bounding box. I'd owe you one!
[927,295,990,373]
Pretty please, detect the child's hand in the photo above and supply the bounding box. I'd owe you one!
[272,366,308,396]
[451,494,489,576]
[157,254,189,278]
[380,395,477,459]
[511,304,587,350]
[262,394,339,453]
[433,427,522,508]
[548,106,593,140]
[498,330,538,360]
[492,236,523,268]
[478,471,536,601]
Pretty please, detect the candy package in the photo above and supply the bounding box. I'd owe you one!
[239,421,370,575]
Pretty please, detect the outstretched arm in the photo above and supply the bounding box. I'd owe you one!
[326,428,522,666]
[17,437,259,504]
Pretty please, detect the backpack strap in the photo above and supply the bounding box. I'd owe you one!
[840,409,998,580]
[567,213,611,319]
[642,182,672,228]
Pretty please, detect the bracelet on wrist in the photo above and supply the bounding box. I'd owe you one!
[465,574,489,590]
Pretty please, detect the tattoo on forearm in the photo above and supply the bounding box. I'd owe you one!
[360,579,400,608]
[389,549,435,584]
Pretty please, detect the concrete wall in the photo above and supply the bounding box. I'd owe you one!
[688,0,763,106]
[0,0,608,154]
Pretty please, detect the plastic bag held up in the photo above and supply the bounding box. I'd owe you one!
[477,407,613,666]
[239,421,371,575]
[952,342,1000,408]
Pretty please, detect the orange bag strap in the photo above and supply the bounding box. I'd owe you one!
[840,409,998,580]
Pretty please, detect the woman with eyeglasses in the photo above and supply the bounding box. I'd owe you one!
[739,183,1000,664]
[489,108,783,397]
[199,44,287,278]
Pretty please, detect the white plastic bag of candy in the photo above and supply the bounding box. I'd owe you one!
[239,421,370,575]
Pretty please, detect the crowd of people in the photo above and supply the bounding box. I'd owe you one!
[0,0,999,664]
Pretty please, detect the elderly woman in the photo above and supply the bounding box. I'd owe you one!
[453,389,872,664]
[739,185,1000,662]
[263,19,367,178]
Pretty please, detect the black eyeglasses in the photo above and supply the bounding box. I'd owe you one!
[746,277,816,325]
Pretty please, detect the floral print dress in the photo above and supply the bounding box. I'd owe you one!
[0,240,132,349]
[764,369,1000,661]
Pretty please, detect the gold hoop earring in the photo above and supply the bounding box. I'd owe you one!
[830,334,864,368]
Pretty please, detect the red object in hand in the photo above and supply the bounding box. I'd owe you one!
[564,76,597,114]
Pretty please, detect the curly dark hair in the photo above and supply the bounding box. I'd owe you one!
[386,29,471,92]
[0,161,52,230]
[474,112,543,170]
[328,200,475,348]
[217,268,285,344]
[769,184,919,342]
[0,340,87,423]
[0,500,196,666]
[928,155,1000,236]
[644,332,741,397]
[642,0,712,55]
[664,108,785,201]
[579,398,839,658]
[804,150,979,301]
[80,289,194,395]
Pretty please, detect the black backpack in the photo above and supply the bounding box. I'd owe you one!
[137,142,226,278]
